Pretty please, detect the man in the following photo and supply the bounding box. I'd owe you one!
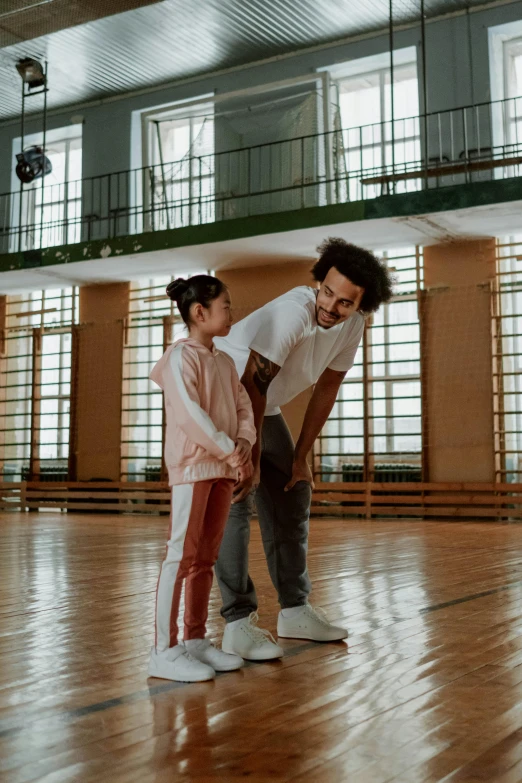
[214,238,394,660]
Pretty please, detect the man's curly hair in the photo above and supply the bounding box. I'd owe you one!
[311,238,394,315]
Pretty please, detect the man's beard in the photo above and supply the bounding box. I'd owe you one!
[317,307,340,327]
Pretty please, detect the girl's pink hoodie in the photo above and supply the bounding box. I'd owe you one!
[149,338,256,486]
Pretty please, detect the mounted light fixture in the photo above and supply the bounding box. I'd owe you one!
[15,146,52,184]
[14,56,51,248]
[16,57,46,88]
[14,57,52,184]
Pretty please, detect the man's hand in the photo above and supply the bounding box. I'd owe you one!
[227,438,252,468]
[232,461,260,504]
[284,458,315,492]
[288,367,346,494]
[232,475,254,504]
[237,460,253,482]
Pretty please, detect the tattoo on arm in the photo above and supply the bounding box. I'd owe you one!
[248,352,280,397]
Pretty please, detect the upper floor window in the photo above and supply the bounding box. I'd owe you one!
[504,38,522,153]
[504,36,522,98]
[11,125,82,251]
[336,61,419,130]
[489,20,522,161]
[142,101,215,230]
[327,49,420,198]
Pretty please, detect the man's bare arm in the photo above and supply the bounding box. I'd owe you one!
[232,350,280,502]
[285,368,346,490]
[241,350,281,463]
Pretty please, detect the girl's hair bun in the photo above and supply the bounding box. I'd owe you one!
[166,278,189,302]
[165,274,226,326]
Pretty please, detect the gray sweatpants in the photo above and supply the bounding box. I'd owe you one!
[215,414,312,622]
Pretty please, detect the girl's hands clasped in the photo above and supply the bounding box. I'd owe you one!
[228,438,254,500]
[227,437,252,468]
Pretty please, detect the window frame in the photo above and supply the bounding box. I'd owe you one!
[331,58,420,199]
[10,125,82,252]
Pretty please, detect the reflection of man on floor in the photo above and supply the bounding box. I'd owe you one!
[215,238,394,660]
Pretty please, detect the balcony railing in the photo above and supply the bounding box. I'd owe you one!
[1,95,522,255]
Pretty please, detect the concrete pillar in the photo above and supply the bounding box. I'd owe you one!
[71,282,129,481]
[422,238,496,482]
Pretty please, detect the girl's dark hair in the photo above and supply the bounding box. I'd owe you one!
[311,238,395,315]
[166,274,226,326]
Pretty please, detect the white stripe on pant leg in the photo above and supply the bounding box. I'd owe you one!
[155,483,194,652]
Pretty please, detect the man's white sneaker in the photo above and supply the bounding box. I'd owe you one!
[148,645,215,682]
[222,612,284,661]
[277,604,348,642]
[184,639,244,672]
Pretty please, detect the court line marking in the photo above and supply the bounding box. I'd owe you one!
[0,641,319,738]
[419,579,522,614]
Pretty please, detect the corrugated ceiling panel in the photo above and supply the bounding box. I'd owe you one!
[0,0,510,120]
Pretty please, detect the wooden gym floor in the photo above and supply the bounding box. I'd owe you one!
[2,514,522,783]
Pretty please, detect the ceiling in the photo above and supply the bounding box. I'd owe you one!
[0,0,509,121]
[0,197,519,293]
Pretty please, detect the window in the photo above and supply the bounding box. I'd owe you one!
[316,247,423,483]
[12,126,82,252]
[504,38,522,154]
[331,53,420,200]
[1,288,78,481]
[505,37,522,98]
[489,21,522,170]
[121,272,207,481]
[145,104,214,230]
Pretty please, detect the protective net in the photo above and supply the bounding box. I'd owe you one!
[148,88,327,228]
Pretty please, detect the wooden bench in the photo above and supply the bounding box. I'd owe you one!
[0,481,170,514]
[360,156,522,186]
[2,480,521,520]
[311,481,522,521]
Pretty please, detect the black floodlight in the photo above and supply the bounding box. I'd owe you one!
[16,58,46,88]
[15,146,52,184]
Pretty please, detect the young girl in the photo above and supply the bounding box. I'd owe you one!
[148,275,256,683]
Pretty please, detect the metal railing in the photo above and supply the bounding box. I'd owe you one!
[1,95,522,255]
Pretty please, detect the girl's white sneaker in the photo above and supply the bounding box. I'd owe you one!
[148,645,215,682]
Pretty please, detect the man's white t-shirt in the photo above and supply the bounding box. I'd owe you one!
[215,286,365,416]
